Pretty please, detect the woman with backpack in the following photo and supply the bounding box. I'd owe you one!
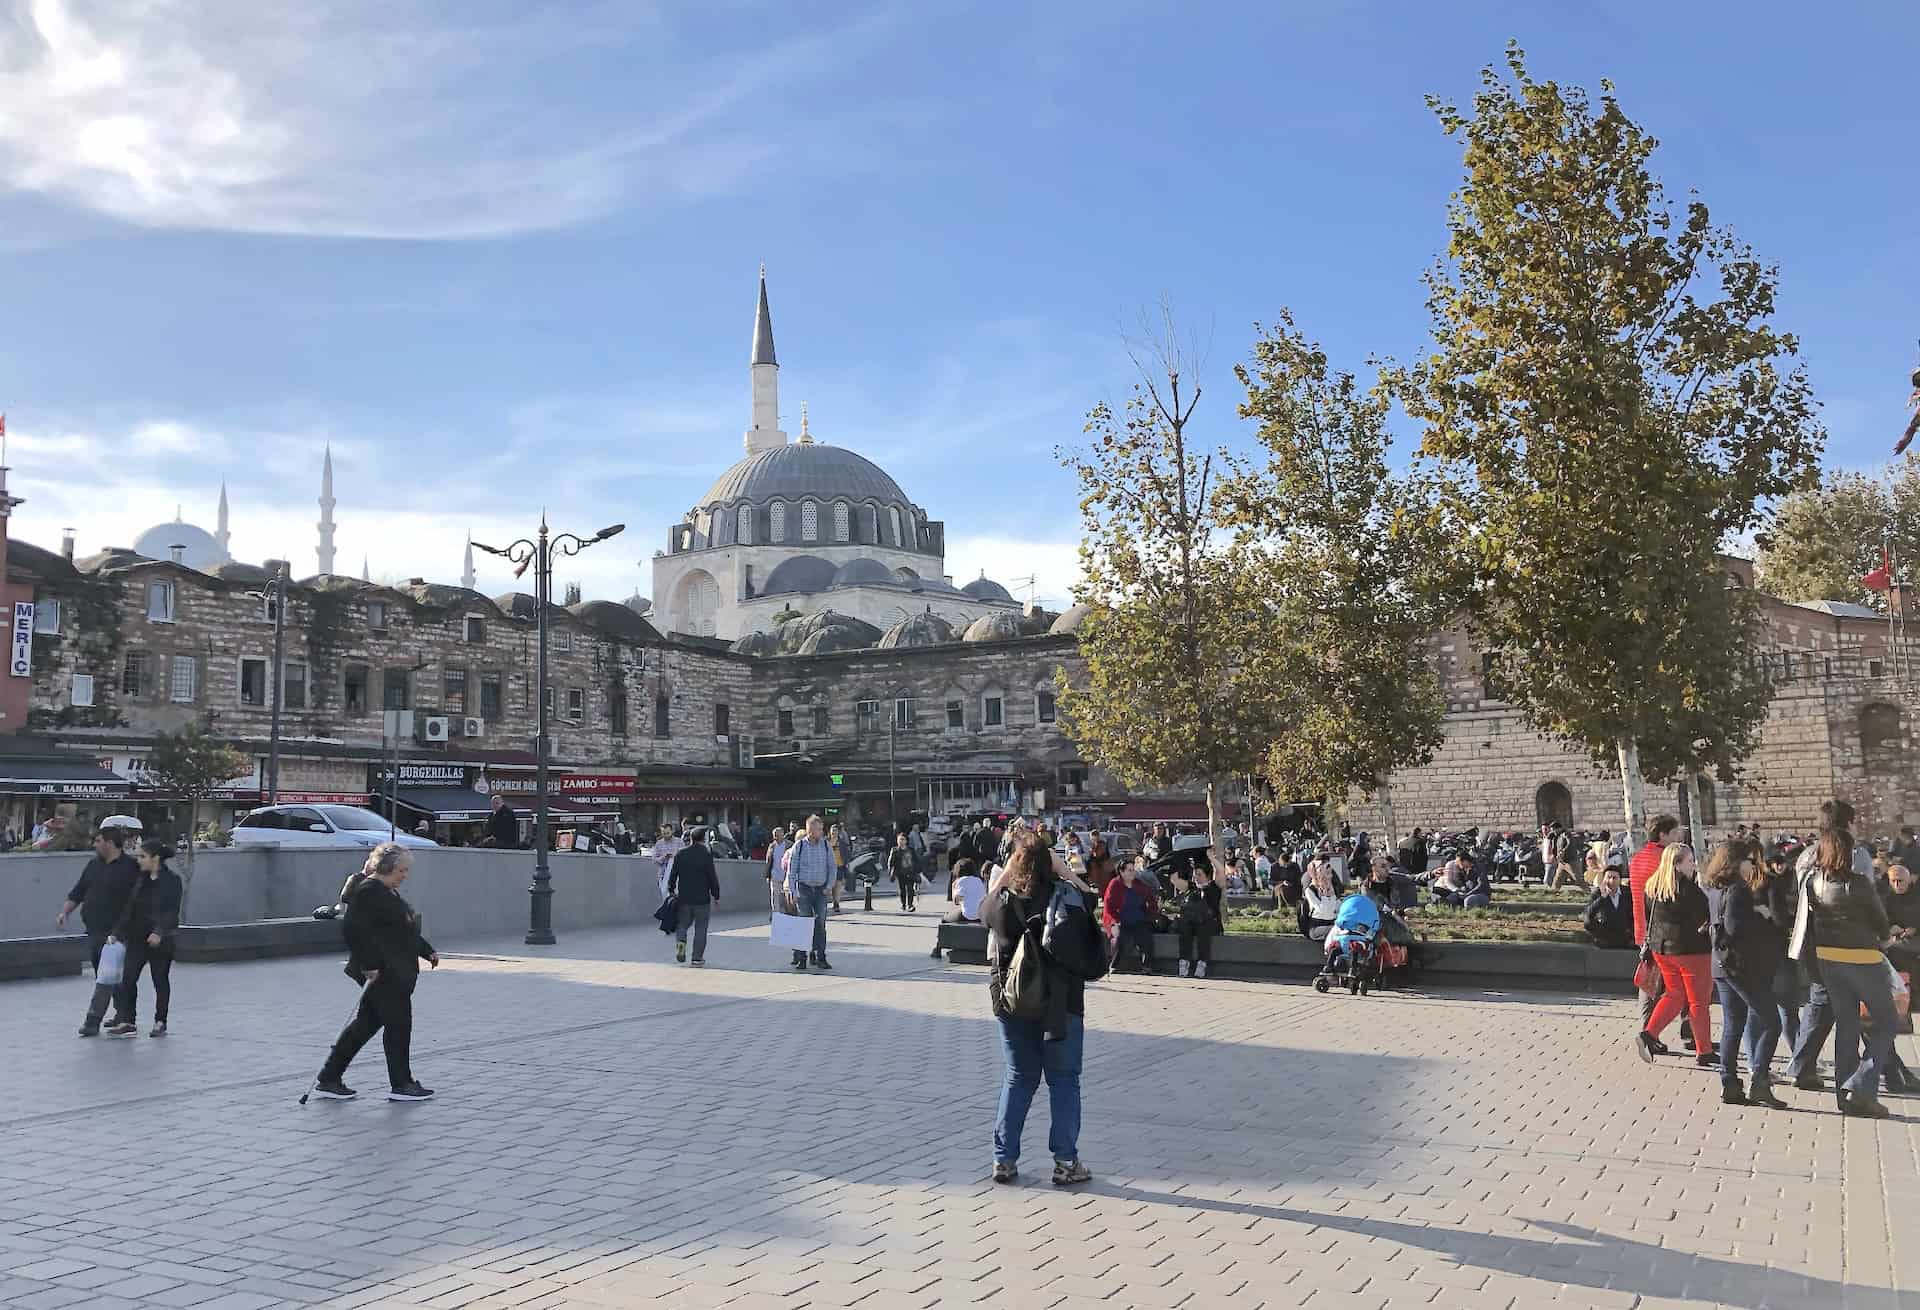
[984,836,1098,1187]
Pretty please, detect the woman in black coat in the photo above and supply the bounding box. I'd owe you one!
[311,843,439,1102]
[1702,837,1787,1107]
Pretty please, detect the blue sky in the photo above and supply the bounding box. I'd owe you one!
[0,0,1912,609]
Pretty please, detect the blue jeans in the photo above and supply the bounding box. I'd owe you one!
[1788,980,1835,1080]
[994,1013,1082,1166]
[1715,974,1781,1081]
[1823,958,1897,1098]
[792,883,829,962]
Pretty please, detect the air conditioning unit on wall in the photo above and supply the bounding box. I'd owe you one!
[420,716,450,743]
[463,717,484,738]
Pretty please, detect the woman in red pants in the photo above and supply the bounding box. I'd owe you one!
[1636,843,1716,1068]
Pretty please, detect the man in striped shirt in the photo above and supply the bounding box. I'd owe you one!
[782,814,836,971]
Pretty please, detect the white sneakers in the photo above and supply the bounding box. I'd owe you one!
[1195,961,1207,979]
[1177,960,1191,978]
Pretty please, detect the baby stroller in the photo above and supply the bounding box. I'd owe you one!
[1315,892,1382,995]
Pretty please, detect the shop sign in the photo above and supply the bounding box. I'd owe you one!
[369,762,475,788]
[33,780,117,797]
[558,772,635,797]
[279,791,372,805]
[9,602,31,677]
[101,752,259,800]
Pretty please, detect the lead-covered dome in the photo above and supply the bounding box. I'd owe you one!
[963,612,1027,643]
[132,520,229,572]
[699,444,909,507]
[962,575,1014,603]
[878,612,955,649]
[832,558,897,588]
[762,555,837,596]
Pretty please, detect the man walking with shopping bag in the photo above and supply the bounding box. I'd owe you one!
[782,814,836,972]
[57,821,142,1037]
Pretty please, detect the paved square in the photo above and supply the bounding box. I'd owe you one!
[1,907,1914,1309]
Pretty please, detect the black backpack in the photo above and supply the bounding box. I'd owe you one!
[1002,916,1051,1020]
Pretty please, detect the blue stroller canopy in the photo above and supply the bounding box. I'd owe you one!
[1333,892,1381,936]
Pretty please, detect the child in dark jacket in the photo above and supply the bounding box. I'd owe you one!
[105,839,184,1038]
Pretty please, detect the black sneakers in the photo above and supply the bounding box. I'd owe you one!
[311,1079,357,1100]
[388,1083,435,1102]
[105,1021,138,1038]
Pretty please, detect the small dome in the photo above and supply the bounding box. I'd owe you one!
[831,558,897,588]
[878,612,956,649]
[797,626,875,655]
[732,630,781,657]
[761,555,837,596]
[1049,604,1092,635]
[570,599,660,641]
[624,592,653,616]
[779,609,882,654]
[909,574,963,595]
[1020,609,1057,635]
[962,575,1014,602]
[963,612,1027,643]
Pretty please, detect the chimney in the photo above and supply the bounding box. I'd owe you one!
[60,528,74,561]
[169,544,185,565]
[408,576,426,586]
[264,558,289,576]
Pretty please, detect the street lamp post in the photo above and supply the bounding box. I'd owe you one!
[473,518,624,945]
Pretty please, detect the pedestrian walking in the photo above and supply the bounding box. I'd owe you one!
[104,839,184,1038]
[984,836,1096,1186]
[667,826,721,966]
[1635,843,1715,1068]
[482,794,520,849]
[888,831,919,911]
[1629,813,1691,1052]
[827,822,849,913]
[58,822,142,1038]
[1701,836,1787,1107]
[781,815,836,971]
[1788,827,1898,1118]
[1786,799,1875,1090]
[311,843,439,1102]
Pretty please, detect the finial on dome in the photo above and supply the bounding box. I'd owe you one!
[798,402,813,444]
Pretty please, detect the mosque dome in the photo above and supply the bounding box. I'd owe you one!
[699,443,910,508]
[1049,604,1092,635]
[963,612,1027,643]
[761,555,838,596]
[832,557,898,588]
[623,592,652,617]
[962,575,1014,603]
[570,599,660,642]
[132,519,229,572]
[878,612,955,649]
[779,609,881,655]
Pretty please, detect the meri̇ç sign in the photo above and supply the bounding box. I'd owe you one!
[10,602,32,678]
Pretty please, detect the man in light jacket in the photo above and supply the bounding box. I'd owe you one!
[782,814,837,971]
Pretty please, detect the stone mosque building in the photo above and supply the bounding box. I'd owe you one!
[650,272,1024,642]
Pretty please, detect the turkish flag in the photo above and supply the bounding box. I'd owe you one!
[1863,546,1893,592]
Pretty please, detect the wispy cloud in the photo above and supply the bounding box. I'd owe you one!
[0,0,898,239]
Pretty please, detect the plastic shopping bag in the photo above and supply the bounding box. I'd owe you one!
[95,940,126,987]
[770,912,815,951]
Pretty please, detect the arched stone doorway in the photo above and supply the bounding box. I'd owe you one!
[1535,781,1573,830]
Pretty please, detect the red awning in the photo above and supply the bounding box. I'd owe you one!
[1112,800,1242,822]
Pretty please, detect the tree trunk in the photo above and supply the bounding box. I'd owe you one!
[1204,778,1219,851]
[1378,779,1398,853]
[1681,771,1706,863]
[1616,738,1648,846]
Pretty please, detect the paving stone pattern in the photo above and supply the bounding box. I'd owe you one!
[1,907,1915,1309]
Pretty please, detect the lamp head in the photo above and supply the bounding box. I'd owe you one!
[595,524,625,543]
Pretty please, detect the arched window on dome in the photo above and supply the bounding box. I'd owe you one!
[833,502,850,543]
[801,501,819,542]
[862,505,879,544]
[736,504,752,546]
[770,502,786,542]
[888,507,903,548]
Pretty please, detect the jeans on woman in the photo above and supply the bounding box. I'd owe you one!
[1822,957,1897,1099]
[994,1013,1082,1166]
[1646,953,1712,1049]
[1715,973,1781,1081]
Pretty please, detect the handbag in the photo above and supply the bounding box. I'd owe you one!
[95,939,126,987]
[1632,950,1657,993]
[770,911,815,950]
[1786,871,1816,963]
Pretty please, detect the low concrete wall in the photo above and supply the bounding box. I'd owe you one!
[934,922,1640,992]
[0,848,770,944]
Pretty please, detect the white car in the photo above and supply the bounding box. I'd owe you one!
[231,804,440,850]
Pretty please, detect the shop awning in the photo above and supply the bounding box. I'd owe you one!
[391,787,493,821]
[0,758,132,797]
[631,788,755,803]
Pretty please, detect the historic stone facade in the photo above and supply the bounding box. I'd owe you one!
[1345,563,1920,842]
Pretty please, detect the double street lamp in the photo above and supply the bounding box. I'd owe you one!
[472,518,624,945]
